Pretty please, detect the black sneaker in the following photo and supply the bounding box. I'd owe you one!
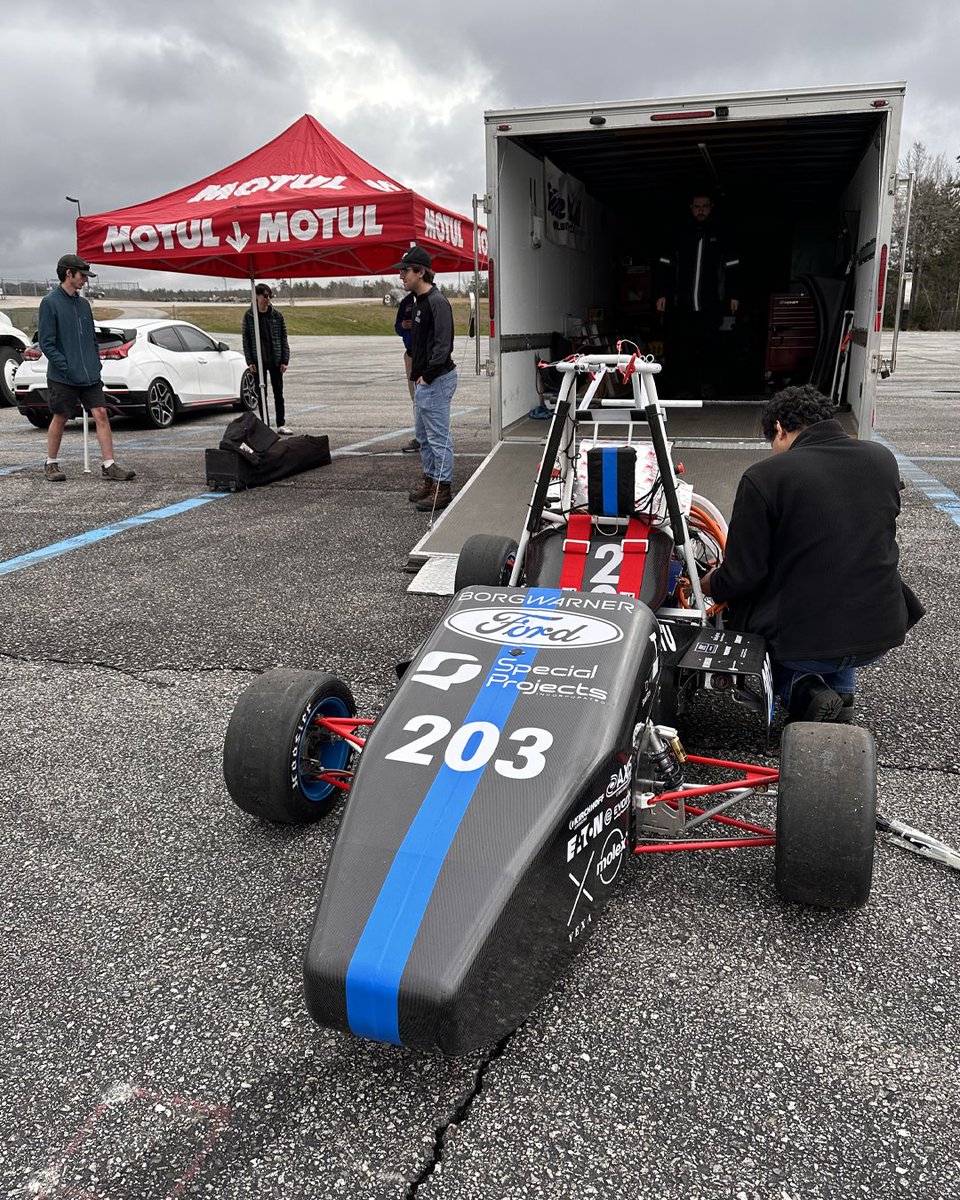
[401,438,420,453]
[835,693,856,724]
[788,675,844,722]
[102,462,136,481]
[43,461,66,482]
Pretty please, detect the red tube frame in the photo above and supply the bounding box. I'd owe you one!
[311,721,778,851]
[309,716,373,789]
[634,754,778,854]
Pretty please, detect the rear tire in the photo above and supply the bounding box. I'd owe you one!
[0,346,22,407]
[24,407,52,429]
[775,722,876,909]
[223,669,356,823]
[455,534,519,590]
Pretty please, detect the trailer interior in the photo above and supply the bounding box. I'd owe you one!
[493,103,895,442]
[409,90,902,566]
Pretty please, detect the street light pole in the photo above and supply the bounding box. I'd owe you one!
[65,195,82,219]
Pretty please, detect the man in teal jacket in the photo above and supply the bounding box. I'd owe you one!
[37,254,134,482]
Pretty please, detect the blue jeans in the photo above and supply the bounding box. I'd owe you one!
[773,654,885,705]
[414,369,457,484]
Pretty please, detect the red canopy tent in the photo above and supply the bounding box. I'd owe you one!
[76,114,487,279]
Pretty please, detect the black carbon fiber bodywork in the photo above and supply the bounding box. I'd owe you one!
[304,587,660,1055]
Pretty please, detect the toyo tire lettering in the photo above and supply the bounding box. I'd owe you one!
[223,669,356,823]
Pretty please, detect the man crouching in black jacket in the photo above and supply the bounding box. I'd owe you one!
[701,386,923,723]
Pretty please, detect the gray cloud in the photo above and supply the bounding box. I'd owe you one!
[5,0,957,287]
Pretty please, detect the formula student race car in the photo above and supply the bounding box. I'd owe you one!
[222,351,878,1056]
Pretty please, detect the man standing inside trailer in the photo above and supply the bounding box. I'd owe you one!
[655,192,739,399]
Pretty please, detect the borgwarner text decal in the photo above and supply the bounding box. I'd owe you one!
[444,608,623,649]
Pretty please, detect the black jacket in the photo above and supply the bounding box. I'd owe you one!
[655,216,739,316]
[709,420,912,660]
[242,304,290,367]
[410,286,455,384]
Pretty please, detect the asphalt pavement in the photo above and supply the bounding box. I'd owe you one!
[0,332,958,1200]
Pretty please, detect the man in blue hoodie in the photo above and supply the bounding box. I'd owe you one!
[37,254,135,482]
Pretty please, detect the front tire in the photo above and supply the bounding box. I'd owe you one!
[223,669,356,823]
[233,368,259,412]
[775,722,876,909]
[454,534,519,590]
[0,346,22,407]
[145,379,177,428]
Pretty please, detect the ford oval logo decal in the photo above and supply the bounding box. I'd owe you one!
[444,608,622,648]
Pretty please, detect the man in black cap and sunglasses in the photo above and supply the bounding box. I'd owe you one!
[37,254,135,482]
[393,245,457,512]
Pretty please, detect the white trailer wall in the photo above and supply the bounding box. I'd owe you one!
[495,139,617,430]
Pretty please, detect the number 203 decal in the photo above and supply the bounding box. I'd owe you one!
[384,716,553,779]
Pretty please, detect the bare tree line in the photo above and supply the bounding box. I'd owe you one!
[887,142,960,330]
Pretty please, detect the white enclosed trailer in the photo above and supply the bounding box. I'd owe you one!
[412,81,906,564]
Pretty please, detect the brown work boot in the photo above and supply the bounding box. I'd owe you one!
[43,461,66,482]
[415,482,453,512]
[408,476,433,503]
[102,461,136,481]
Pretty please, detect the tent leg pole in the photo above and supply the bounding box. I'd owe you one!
[249,274,269,426]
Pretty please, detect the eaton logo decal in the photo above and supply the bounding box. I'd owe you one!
[411,651,483,691]
[445,609,622,649]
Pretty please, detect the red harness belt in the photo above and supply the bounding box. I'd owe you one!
[559,514,652,597]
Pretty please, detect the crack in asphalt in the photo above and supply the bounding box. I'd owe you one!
[0,649,257,685]
[406,1030,518,1198]
[876,758,960,777]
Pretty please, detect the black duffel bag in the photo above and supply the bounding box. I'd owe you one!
[219,411,280,464]
[207,413,331,492]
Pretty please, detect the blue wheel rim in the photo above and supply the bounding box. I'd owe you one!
[297,693,351,803]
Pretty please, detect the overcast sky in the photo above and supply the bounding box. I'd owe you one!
[4,0,958,289]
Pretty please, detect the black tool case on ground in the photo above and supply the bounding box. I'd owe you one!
[204,448,258,492]
[205,413,331,491]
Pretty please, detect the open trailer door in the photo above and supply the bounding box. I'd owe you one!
[839,92,904,430]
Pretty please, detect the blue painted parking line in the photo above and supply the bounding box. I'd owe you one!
[0,493,229,578]
[0,404,483,575]
[876,435,960,531]
[0,462,44,476]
